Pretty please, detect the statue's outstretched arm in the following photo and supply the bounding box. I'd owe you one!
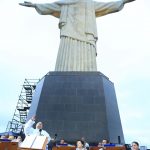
[95,0,124,17]
[95,0,135,17]
[19,1,61,18]
[19,1,35,8]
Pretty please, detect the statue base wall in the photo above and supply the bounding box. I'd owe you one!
[27,71,124,144]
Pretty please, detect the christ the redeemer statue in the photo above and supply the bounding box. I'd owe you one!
[20,0,135,71]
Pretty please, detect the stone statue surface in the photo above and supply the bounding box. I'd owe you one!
[20,0,135,71]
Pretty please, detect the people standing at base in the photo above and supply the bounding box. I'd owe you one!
[81,137,89,150]
[131,141,139,150]
[98,139,110,150]
[59,138,68,145]
[76,140,87,150]
[16,136,22,143]
[8,135,15,141]
[24,116,51,149]
[0,134,10,141]
[12,136,22,146]
[102,139,110,145]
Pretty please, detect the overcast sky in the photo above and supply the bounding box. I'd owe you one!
[0,0,150,148]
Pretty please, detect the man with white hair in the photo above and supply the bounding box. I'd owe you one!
[24,116,51,148]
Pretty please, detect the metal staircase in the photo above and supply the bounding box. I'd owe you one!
[6,79,40,133]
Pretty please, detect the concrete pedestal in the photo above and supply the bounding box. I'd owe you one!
[27,72,124,144]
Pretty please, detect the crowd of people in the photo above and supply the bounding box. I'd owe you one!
[0,134,22,146]
[0,116,140,150]
[53,138,140,150]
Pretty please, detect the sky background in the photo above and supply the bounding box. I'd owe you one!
[0,0,150,148]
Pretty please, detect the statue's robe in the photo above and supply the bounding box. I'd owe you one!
[35,0,124,71]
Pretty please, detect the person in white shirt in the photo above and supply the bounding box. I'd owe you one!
[76,140,87,150]
[131,141,140,150]
[81,137,89,150]
[24,116,51,149]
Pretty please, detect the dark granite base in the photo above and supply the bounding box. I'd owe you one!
[27,72,124,144]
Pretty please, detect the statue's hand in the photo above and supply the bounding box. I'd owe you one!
[19,1,35,7]
[123,0,136,4]
[128,0,136,2]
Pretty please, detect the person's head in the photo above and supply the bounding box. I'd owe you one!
[81,137,85,142]
[8,135,15,140]
[60,139,65,144]
[17,136,22,142]
[36,122,43,129]
[76,140,84,148]
[102,139,109,145]
[0,135,6,139]
[131,141,139,150]
[98,142,102,147]
[4,134,9,139]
